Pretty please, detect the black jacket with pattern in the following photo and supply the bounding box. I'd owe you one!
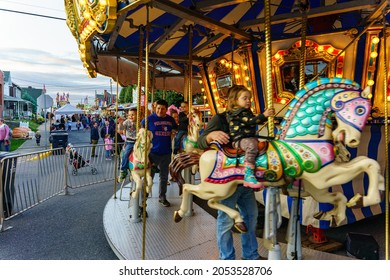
[227,108,267,142]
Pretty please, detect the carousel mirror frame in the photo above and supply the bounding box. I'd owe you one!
[201,44,260,115]
[272,39,345,103]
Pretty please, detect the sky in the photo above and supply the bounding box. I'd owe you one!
[0,0,115,105]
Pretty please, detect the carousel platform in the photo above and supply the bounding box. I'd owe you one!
[103,176,353,260]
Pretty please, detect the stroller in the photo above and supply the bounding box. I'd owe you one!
[66,143,97,176]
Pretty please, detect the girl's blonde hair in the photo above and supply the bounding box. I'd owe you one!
[226,85,252,112]
[105,134,111,138]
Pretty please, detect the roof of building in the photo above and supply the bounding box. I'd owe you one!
[4,95,31,103]
[22,86,44,100]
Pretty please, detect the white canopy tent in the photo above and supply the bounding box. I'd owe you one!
[54,104,84,116]
[53,104,84,130]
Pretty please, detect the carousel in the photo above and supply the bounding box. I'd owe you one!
[64,0,390,260]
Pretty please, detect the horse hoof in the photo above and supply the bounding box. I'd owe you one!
[173,211,182,223]
[346,193,363,208]
[313,211,324,220]
[330,216,337,227]
[233,222,248,233]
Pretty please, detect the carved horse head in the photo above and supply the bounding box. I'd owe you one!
[187,108,203,143]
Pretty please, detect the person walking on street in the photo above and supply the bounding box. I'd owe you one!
[90,122,100,157]
[0,118,11,152]
[35,131,41,146]
[104,134,113,160]
[100,119,115,140]
[141,99,178,207]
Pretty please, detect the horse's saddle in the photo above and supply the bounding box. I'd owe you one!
[129,153,150,171]
[205,140,332,184]
[210,141,267,157]
[206,141,279,184]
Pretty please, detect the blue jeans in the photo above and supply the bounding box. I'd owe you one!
[217,185,259,260]
[174,130,187,153]
[0,140,6,151]
[149,153,171,200]
[120,141,134,171]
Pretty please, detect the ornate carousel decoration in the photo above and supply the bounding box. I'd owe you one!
[64,0,117,77]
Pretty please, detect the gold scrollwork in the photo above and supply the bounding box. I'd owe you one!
[64,0,117,77]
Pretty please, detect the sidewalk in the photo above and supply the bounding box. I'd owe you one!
[15,122,51,154]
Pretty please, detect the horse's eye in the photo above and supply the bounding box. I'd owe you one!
[355,106,366,116]
[334,100,343,109]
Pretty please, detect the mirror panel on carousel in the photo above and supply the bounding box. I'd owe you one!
[257,32,361,119]
[272,39,345,106]
[200,44,260,115]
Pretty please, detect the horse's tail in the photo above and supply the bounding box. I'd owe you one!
[169,152,201,195]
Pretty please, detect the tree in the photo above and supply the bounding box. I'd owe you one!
[22,92,37,114]
[119,85,136,104]
[150,89,184,107]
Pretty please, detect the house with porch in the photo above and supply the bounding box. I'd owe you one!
[2,71,34,119]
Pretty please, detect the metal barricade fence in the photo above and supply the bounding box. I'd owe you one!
[65,143,117,189]
[0,143,117,231]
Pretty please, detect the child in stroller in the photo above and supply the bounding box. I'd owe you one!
[66,143,97,175]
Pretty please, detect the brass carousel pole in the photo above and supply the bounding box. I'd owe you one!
[141,5,151,260]
[298,4,308,90]
[381,15,389,260]
[182,24,194,216]
[263,0,282,260]
[188,24,193,111]
[113,57,120,198]
[286,1,309,261]
[264,2,274,137]
[128,26,144,224]
[136,27,144,131]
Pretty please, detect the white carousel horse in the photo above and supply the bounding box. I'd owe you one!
[177,108,204,154]
[173,78,384,231]
[128,128,153,199]
[173,108,204,188]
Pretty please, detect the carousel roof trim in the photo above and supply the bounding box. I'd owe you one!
[65,0,389,91]
[240,0,380,29]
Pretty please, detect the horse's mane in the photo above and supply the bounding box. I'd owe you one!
[277,77,361,139]
[133,129,152,162]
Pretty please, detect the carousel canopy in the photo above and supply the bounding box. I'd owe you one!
[64,0,389,91]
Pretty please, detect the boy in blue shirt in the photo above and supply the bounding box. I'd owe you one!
[141,100,178,207]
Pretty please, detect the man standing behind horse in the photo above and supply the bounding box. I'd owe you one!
[142,99,178,207]
[197,85,265,260]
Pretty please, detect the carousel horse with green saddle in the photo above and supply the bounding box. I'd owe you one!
[171,78,384,232]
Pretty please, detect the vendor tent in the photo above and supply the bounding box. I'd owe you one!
[54,104,84,115]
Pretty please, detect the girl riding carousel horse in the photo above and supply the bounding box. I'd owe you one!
[226,85,274,189]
